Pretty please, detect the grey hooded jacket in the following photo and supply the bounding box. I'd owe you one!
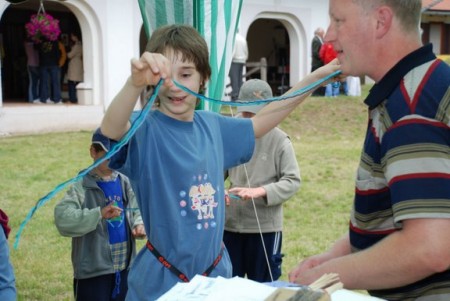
[54,171,143,279]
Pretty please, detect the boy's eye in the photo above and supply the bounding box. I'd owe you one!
[182,73,192,78]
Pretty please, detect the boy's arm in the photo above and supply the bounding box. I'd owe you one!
[263,137,301,206]
[100,77,142,140]
[252,61,340,138]
[54,183,102,237]
[101,53,174,140]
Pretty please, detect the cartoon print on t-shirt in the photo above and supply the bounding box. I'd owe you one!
[190,182,218,220]
[106,195,124,226]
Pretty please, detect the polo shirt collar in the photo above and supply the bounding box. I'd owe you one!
[364,44,436,109]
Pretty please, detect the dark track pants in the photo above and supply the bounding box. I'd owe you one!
[74,269,128,301]
[223,231,283,282]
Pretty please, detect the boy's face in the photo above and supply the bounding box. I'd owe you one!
[90,147,111,174]
[158,49,203,121]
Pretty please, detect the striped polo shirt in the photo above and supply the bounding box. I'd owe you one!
[350,44,450,300]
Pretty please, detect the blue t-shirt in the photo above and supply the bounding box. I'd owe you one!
[110,110,254,300]
[96,178,127,244]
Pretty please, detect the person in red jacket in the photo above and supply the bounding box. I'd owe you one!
[319,42,339,97]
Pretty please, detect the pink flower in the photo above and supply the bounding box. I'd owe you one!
[25,13,61,44]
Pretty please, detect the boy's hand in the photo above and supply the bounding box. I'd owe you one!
[314,58,343,85]
[130,52,174,89]
[132,224,146,239]
[101,203,122,219]
[228,187,266,201]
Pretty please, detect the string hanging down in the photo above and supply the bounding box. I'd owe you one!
[14,70,341,249]
[37,0,46,15]
[218,71,342,282]
[14,79,164,249]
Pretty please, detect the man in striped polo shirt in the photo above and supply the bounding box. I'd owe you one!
[289,1,450,300]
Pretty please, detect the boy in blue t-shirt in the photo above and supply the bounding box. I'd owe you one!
[101,24,339,300]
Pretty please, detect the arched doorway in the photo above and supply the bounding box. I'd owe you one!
[247,19,290,96]
[245,12,307,96]
[0,0,80,103]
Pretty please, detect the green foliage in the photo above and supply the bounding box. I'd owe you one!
[278,91,367,276]
[1,87,369,299]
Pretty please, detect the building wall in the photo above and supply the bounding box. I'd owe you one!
[0,0,447,135]
[240,0,329,87]
[0,0,330,109]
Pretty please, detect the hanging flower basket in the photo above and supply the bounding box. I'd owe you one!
[25,13,61,44]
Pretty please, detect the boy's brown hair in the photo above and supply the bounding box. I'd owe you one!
[145,24,211,85]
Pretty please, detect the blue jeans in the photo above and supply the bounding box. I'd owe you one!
[325,83,340,97]
[40,65,61,103]
[68,80,80,103]
[229,62,244,101]
[27,66,40,101]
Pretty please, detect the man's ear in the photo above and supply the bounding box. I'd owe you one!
[375,6,393,39]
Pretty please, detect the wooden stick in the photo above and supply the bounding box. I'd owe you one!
[309,273,340,291]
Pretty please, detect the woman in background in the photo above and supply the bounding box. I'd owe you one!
[67,32,83,103]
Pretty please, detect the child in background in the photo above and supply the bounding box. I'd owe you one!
[54,128,145,301]
[100,24,339,299]
[224,79,301,282]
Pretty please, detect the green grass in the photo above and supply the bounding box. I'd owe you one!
[1,87,370,300]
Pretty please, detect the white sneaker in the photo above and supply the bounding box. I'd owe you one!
[45,99,55,104]
[32,99,42,104]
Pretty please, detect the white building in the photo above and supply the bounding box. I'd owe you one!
[0,0,331,135]
[0,0,448,135]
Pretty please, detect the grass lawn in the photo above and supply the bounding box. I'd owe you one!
[1,86,369,300]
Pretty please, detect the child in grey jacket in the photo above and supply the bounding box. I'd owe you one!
[54,128,145,301]
[224,79,301,282]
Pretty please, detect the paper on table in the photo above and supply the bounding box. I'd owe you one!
[157,275,276,301]
[157,275,385,301]
[331,289,385,301]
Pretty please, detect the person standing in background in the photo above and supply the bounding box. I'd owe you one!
[58,38,67,92]
[319,42,339,97]
[67,32,83,104]
[229,31,248,101]
[39,40,62,104]
[224,79,301,282]
[311,27,325,96]
[24,37,40,103]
